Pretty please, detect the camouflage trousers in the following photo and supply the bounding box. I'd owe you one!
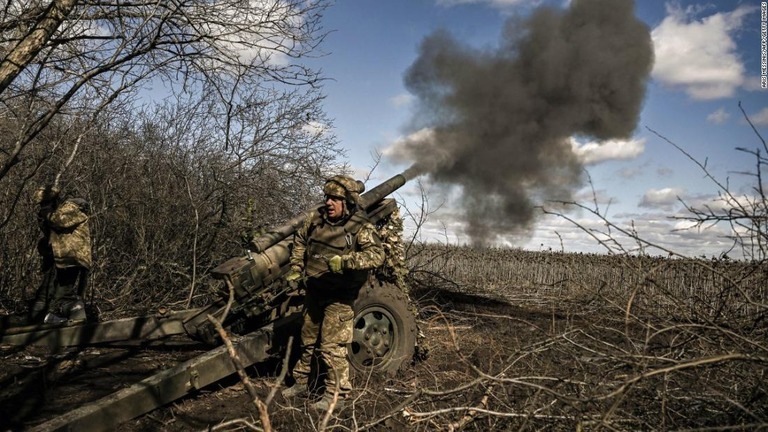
[30,265,88,322]
[293,293,355,396]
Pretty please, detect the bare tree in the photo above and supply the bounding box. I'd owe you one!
[0,0,77,94]
[648,103,768,261]
[0,0,330,211]
[0,1,340,314]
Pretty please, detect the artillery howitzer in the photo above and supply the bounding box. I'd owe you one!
[1,172,417,431]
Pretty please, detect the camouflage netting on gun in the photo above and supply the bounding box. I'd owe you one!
[375,206,429,361]
[375,206,408,291]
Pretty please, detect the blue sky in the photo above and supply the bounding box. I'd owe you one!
[305,0,767,259]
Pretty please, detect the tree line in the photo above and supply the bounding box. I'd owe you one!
[0,0,342,317]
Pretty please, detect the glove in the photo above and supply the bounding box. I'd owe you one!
[328,255,343,273]
[285,271,301,282]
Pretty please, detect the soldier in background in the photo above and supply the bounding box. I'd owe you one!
[29,185,92,325]
[283,175,384,411]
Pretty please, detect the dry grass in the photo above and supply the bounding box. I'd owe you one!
[3,245,766,431]
[123,246,768,431]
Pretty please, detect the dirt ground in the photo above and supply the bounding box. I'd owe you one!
[0,286,519,431]
[1,285,764,431]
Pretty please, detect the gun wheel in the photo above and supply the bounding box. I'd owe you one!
[348,279,416,375]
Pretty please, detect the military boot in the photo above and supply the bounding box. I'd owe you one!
[66,300,87,322]
[312,392,347,411]
[43,313,67,325]
[282,376,310,399]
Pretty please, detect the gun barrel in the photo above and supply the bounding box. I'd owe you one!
[358,173,406,210]
[248,172,408,253]
[247,206,320,253]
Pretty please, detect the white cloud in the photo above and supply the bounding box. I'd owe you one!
[570,137,645,165]
[696,193,759,214]
[518,210,731,257]
[202,1,307,67]
[742,76,767,91]
[671,219,701,231]
[300,120,331,137]
[405,188,745,258]
[390,93,414,108]
[639,187,685,210]
[750,107,768,126]
[706,107,730,124]
[651,5,754,100]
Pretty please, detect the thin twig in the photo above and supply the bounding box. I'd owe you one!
[208,313,272,432]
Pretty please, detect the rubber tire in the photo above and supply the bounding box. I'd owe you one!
[348,278,417,375]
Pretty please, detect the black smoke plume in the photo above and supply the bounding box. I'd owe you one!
[389,0,653,245]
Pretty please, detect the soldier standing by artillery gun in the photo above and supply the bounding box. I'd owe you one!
[29,185,92,325]
[282,175,385,411]
[1,172,420,430]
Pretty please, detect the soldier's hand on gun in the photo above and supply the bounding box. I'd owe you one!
[285,270,301,282]
[328,255,343,273]
[239,233,252,249]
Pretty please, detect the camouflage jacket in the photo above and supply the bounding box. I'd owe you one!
[45,199,92,269]
[290,209,384,289]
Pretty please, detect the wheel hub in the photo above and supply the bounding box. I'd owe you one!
[350,309,395,366]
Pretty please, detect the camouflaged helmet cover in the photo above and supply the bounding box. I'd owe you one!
[323,175,365,206]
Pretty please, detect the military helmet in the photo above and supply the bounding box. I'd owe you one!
[323,175,365,207]
[33,185,61,204]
